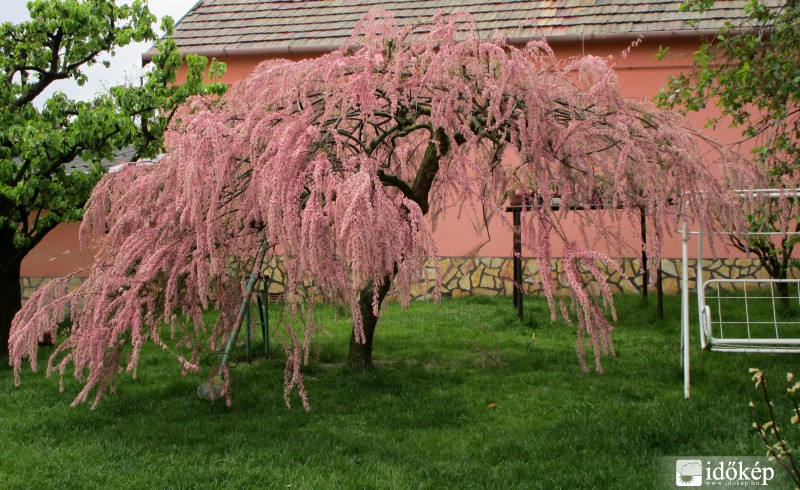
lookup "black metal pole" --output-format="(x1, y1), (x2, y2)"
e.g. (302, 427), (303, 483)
(641, 207), (648, 299)
(657, 265), (664, 319)
(513, 208), (523, 320)
(257, 274), (270, 357)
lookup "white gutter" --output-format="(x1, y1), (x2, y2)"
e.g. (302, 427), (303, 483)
(142, 44), (339, 63)
(141, 28), (721, 63)
(510, 28), (721, 45)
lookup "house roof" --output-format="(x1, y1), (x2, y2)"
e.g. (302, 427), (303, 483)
(145, 0), (768, 60)
(11, 146), (137, 176)
(62, 146), (139, 175)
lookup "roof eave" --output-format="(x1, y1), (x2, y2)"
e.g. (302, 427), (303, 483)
(514, 28), (721, 45)
(142, 28), (720, 63)
(142, 43), (338, 63)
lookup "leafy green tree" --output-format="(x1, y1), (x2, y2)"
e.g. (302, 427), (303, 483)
(0, 0), (226, 358)
(658, 0), (800, 298)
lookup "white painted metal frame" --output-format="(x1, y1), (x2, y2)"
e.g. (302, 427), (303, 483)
(680, 189), (800, 399)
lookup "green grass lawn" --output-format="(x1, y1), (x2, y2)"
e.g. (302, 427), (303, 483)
(1, 294), (798, 489)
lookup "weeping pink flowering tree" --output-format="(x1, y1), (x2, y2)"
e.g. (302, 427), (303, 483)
(10, 12), (752, 408)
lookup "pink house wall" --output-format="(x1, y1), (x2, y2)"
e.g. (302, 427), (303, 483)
(21, 36), (747, 278)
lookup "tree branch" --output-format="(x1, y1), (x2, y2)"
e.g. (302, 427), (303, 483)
(376, 169), (415, 201)
(411, 128), (449, 214)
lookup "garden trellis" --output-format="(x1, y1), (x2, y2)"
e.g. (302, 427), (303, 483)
(506, 195), (667, 320)
(680, 189), (800, 399)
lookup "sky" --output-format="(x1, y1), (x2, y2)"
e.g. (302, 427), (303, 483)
(1, 0), (200, 104)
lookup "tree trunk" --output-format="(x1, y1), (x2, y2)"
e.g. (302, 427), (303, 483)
(763, 251), (791, 311)
(348, 276), (393, 371)
(777, 270), (791, 311)
(346, 129), (449, 370)
(0, 257), (22, 360)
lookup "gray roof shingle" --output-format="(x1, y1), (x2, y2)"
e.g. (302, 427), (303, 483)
(11, 146), (138, 175)
(145, 0), (771, 60)
(62, 146), (139, 175)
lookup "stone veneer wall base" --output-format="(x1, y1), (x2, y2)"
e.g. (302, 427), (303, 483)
(21, 257), (780, 304)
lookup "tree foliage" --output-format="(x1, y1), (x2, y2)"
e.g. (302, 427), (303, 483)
(10, 12), (752, 408)
(0, 0), (226, 358)
(658, 0), (800, 286)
